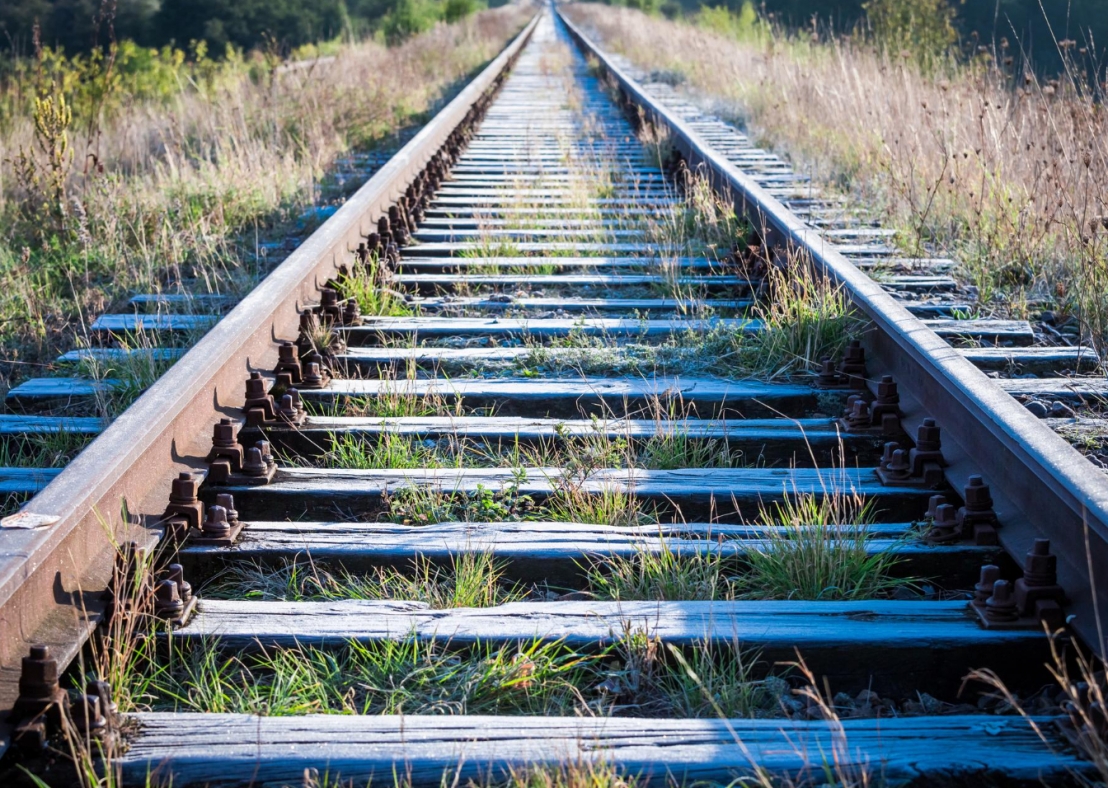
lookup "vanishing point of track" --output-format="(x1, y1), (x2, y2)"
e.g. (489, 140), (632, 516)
(2, 7), (1108, 785)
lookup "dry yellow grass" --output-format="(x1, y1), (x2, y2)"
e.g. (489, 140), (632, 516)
(564, 3), (1108, 356)
(0, 5), (533, 389)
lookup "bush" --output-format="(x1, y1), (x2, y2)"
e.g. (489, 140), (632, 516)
(695, 2), (767, 43)
(380, 0), (442, 43)
(863, 0), (957, 64)
(443, 0), (481, 24)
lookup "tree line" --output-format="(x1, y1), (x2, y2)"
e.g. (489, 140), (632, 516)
(0, 0), (495, 57)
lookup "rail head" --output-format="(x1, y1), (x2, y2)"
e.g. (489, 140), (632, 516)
(0, 12), (540, 749)
(558, 8), (1108, 654)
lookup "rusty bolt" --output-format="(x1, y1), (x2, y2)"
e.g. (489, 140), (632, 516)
(880, 441), (899, 472)
(245, 372), (268, 400)
(257, 441), (276, 472)
(169, 473), (199, 505)
(915, 418), (942, 453)
(884, 449), (910, 480)
(86, 679), (117, 719)
(275, 341), (302, 382)
(210, 418), (243, 471)
(366, 232), (381, 254)
(875, 375), (899, 406)
(378, 216), (391, 238)
(845, 399), (870, 428)
(963, 475), (994, 512)
(288, 388), (303, 414)
(278, 394), (298, 421)
(215, 493), (238, 524)
(973, 565), (1000, 605)
(70, 694), (107, 737)
(986, 579), (1020, 622)
(303, 362), (324, 388)
(154, 580), (184, 618)
(343, 298), (360, 325)
(839, 340), (867, 376)
(321, 289), (339, 308)
(1022, 539), (1057, 587)
(16, 645), (61, 716)
(241, 447), (267, 477)
(166, 564), (192, 603)
(927, 503), (961, 543)
(300, 309), (321, 335)
(926, 494), (947, 519)
(212, 418), (238, 449)
(202, 505), (231, 539)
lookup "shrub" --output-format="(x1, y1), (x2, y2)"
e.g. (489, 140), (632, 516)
(862, 0), (958, 65)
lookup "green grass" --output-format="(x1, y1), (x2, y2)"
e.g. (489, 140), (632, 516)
(321, 432), (448, 470)
(206, 553), (526, 609)
(335, 253), (416, 318)
(382, 480), (539, 525)
(136, 632), (786, 721)
(74, 329), (185, 417)
(596, 629), (781, 718)
(0, 430), (95, 468)
(734, 492), (915, 601)
(149, 638), (599, 717)
(585, 540), (727, 601)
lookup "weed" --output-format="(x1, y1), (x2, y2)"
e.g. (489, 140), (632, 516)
(594, 629), (779, 718)
(733, 491), (913, 600)
(207, 552), (525, 609)
(321, 432), (447, 470)
(585, 539), (727, 601)
(149, 638), (596, 717)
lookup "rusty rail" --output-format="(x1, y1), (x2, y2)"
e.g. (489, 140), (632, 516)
(0, 13), (539, 753)
(560, 9), (1108, 654)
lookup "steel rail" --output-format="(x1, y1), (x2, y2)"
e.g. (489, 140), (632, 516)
(0, 13), (539, 752)
(559, 8), (1108, 654)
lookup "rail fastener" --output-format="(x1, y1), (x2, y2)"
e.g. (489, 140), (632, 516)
(970, 539), (1067, 630)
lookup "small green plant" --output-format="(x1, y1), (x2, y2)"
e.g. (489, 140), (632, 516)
(208, 553), (525, 609)
(382, 481), (537, 525)
(321, 432), (447, 470)
(545, 481), (653, 528)
(594, 629), (778, 718)
(336, 252), (415, 317)
(149, 637), (596, 717)
(733, 491), (915, 600)
(586, 539), (726, 601)
(12, 86), (73, 237)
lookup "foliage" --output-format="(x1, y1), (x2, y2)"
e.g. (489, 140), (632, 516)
(695, 2), (767, 43)
(862, 0), (957, 64)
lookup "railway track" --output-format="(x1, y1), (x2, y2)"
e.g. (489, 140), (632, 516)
(3, 6), (1108, 785)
